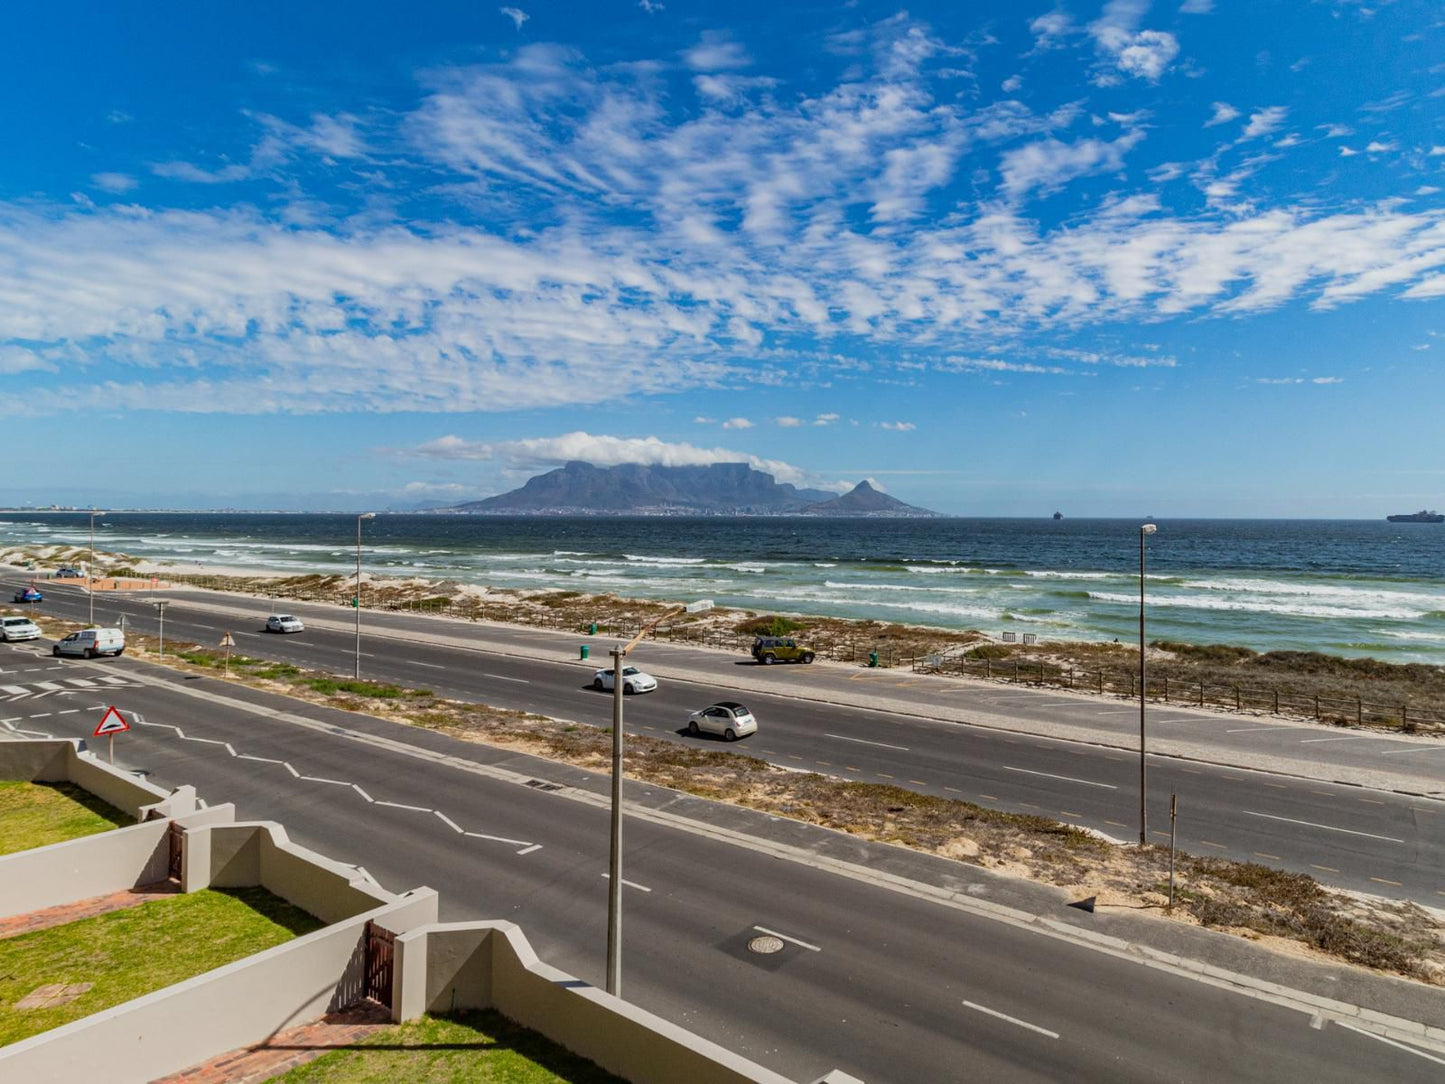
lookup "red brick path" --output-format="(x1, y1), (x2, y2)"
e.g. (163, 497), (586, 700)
(0, 881), (179, 939)
(151, 1002), (394, 1083)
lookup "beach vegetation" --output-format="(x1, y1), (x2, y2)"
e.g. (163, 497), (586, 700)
(735, 614), (807, 636)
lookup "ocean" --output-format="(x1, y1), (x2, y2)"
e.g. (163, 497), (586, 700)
(3, 513), (1443, 663)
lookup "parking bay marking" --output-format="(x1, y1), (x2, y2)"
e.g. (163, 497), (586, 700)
(752, 925), (820, 952)
(1243, 811), (1404, 843)
(962, 1001), (1059, 1039)
(824, 733), (909, 751)
(1004, 766), (1117, 790)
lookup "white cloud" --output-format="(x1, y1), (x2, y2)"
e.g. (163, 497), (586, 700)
(1179, 0), (1213, 12)
(409, 431), (820, 485)
(1001, 75), (1022, 93)
(999, 130), (1144, 199)
(721, 416), (754, 429)
(1029, 11), (1075, 52)
(775, 416), (804, 427)
(1242, 107), (1288, 140)
(1339, 145), (1359, 157)
(1089, 2), (1179, 82)
(91, 172), (137, 193)
(1365, 140), (1396, 153)
(879, 420), (916, 430)
(1320, 124), (1353, 138)
(813, 412), (840, 425)
(1204, 102), (1240, 127)
(1431, 146), (1445, 156)
(499, 7), (528, 30)
(692, 415), (715, 423)
(106, 110), (132, 124)
(1312, 376), (1343, 384)
(685, 32), (750, 72)
(638, 0), (664, 12)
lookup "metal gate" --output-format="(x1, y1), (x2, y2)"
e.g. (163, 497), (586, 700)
(364, 921), (395, 1006)
(167, 823), (183, 881)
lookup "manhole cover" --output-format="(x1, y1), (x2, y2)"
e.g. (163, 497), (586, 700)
(748, 935), (785, 955)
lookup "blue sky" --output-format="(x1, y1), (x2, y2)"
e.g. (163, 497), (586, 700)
(1, 0), (1441, 515)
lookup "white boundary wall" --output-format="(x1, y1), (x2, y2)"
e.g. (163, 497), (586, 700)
(394, 921), (864, 1084)
(0, 738), (196, 820)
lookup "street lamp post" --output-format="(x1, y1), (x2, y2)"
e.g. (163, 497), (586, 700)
(354, 513), (375, 679)
(606, 598), (713, 998)
(87, 509), (107, 626)
(153, 600), (169, 659)
(1139, 523), (1157, 844)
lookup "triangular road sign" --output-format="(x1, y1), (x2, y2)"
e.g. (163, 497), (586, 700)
(93, 706), (130, 737)
(1068, 895), (1097, 914)
(219, 633), (235, 648)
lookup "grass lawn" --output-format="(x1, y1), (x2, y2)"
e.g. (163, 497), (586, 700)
(0, 781), (130, 856)
(271, 1011), (627, 1084)
(0, 887), (322, 1046)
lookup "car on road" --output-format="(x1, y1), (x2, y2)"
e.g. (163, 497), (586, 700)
(591, 665), (657, 694)
(751, 636), (815, 665)
(55, 567), (84, 578)
(0, 615), (41, 642)
(687, 701), (757, 741)
(265, 614), (305, 633)
(53, 627), (125, 659)
(13, 586), (42, 604)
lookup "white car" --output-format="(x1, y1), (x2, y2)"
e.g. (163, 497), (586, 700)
(0, 615), (41, 642)
(591, 665), (657, 694)
(687, 702), (758, 741)
(53, 627), (125, 658)
(266, 614), (305, 633)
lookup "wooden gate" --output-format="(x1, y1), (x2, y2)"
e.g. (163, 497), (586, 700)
(364, 921), (395, 1006)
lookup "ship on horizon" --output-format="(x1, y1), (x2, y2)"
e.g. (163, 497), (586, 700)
(1386, 509), (1444, 523)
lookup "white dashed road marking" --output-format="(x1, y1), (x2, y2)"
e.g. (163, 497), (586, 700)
(752, 925), (820, 952)
(600, 873), (652, 893)
(824, 733), (909, 751)
(1005, 766), (1117, 790)
(1243, 811), (1404, 843)
(963, 1001), (1059, 1039)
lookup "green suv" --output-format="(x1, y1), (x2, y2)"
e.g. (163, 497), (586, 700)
(751, 636), (815, 665)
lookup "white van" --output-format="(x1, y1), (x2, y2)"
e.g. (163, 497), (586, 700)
(53, 628), (125, 659)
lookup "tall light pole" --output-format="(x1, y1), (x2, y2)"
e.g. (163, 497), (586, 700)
(153, 599), (169, 659)
(87, 509), (107, 626)
(1139, 523), (1157, 844)
(607, 598), (713, 997)
(354, 512), (375, 679)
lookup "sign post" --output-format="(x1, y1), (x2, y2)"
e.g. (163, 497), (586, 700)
(153, 599), (169, 658)
(93, 706), (130, 765)
(219, 632), (235, 674)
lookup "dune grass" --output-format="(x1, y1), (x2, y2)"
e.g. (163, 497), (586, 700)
(271, 1010), (625, 1084)
(0, 781), (130, 857)
(0, 887), (322, 1046)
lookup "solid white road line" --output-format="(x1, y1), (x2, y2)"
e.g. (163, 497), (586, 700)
(463, 829), (533, 847)
(1335, 1021), (1445, 1066)
(1380, 745), (1445, 755)
(410, 660), (446, 669)
(1298, 735), (1394, 744)
(824, 733), (909, 751)
(752, 924), (821, 952)
(962, 1000), (1059, 1039)
(1243, 810), (1404, 843)
(1226, 726), (1299, 734)
(434, 810), (463, 833)
(516, 844), (543, 856)
(600, 873), (652, 892)
(1005, 766), (1117, 790)
(484, 673), (531, 683)
(375, 800), (432, 812)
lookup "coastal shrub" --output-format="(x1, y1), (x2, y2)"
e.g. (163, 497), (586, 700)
(735, 614), (807, 637)
(304, 677), (407, 698)
(966, 644), (1015, 660)
(1151, 641), (1256, 664)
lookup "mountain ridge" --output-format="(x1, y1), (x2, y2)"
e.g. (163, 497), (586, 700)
(446, 461), (939, 516)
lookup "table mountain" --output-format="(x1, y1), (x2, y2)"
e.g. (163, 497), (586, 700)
(447, 461), (938, 516)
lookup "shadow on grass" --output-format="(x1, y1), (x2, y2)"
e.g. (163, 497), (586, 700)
(211, 886), (326, 938)
(35, 781), (131, 829)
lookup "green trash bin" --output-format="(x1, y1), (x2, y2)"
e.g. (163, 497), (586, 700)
(868, 650), (879, 668)
(580, 644), (590, 660)
(589, 622), (598, 635)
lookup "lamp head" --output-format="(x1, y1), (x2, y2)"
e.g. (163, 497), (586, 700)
(358, 511), (376, 520)
(1140, 523), (1157, 535)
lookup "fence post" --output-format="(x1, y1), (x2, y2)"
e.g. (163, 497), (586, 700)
(1038, 661), (1044, 685)
(1273, 689), (1279, 714)
(1357, 698), (1363, 726)
(1130, 673), (1136, 698)
(1234, 686), (1241, 710)
(1199, 682), (1204, 707)
(986, 658), (991, 679)
(1098, 670), (1104, 695)
(1163, 676), (1169, 703)
(1402, 704), (1408, 731)
(1013, 660), (1019, 683)
(1314, 695), (1319, 721)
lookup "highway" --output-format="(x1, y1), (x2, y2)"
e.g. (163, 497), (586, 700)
(8, 576), (1441, 905)
(1, 640), (1441, 1082)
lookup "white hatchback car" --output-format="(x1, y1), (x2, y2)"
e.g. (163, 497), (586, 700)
(0, 615), (41, 642)
(266, 614), (305, 633)
(687, 702), (758, 741)
(591, 665), (657, 694)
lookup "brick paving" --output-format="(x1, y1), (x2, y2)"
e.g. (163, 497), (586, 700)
(151, 1001), (394, 1084)
(0, 880), (179, 940)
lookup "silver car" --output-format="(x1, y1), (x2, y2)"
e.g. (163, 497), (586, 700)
(592, 665), (657, 694)
(0, 615), (41, 642)
(687, 702), (758, 741)
(266, 614), (305, 633)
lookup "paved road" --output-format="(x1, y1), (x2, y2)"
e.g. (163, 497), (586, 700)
(2, 642), (1441, 1083)
(6, 578), (1443, 905)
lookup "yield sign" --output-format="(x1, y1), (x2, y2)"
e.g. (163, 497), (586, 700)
(219, 633), (235, 648)
(94, 706), (130, 737)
